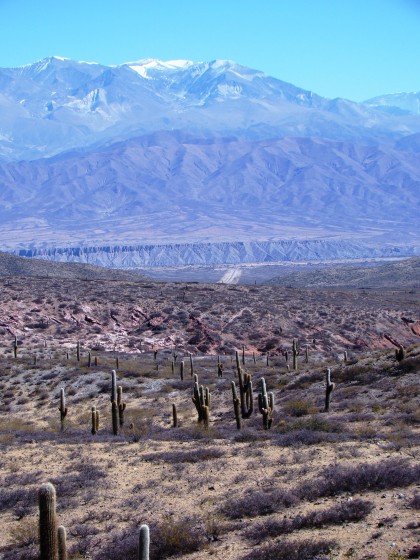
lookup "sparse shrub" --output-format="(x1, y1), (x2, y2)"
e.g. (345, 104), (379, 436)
(142, 447), (224, 464)
(8, 517), (38, 547)
(275, 428), (345, 447)
(0, 488), (36, 513)
(221, 488), (299, 519)
(277, 415), (343, 433)
(151, 516), (203, 558)
(245, 499), (373, 540)
(284, 399), (317, 417)
(97, 517), (203, 560)
(242, 538), (336, 560)
(298, 458), (419, 499)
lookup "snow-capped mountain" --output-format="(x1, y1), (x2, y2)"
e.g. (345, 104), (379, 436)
(0, 56), (419, 265)
(364, 92), (420, 116)
(1, 57), (420, 161)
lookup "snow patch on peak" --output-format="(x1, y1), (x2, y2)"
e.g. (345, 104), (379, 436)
(128, 58), (195, 79)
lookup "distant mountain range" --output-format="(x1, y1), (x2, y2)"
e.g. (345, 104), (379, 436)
(0, 57), (419, 265)
(1, 57), (420, 162)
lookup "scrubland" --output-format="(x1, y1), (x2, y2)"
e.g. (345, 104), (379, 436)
(0, 276), (419, 559)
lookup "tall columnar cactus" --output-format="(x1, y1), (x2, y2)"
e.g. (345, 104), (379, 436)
(237, 366), (253, 419)
(57, 525), (68, 560)
(111, 370), (117, 403)
(192, 375), (210, 427)
(325, 368), (335, 412)
(231, 381), (241, 429)
(242, 345), (245, 365)
(172, 403), (178, 428)
(112, 400), (119, 435)
(292, 339), (299, 370)
(305, 345), (309, 364)
(395, 346), (405, 362)
(117, 385), (126, 427)
(115, 356), (119, 369)
(258, 378), (274, 429)
(91, 406), (99, 435)
(59, 388), (67, 432)
(76, 341), (80, 362)
(217, 362), (224, 378)
(138, 524), (150, 560)
(235, 350), (241, 374)
(180, 360), (184, 381)
(38, 483), (58, 560)
(189, 353), (194, 377)
(343, 350), (348, 362)
(87, 351), (91, 368)
(13, 336), (18, 359)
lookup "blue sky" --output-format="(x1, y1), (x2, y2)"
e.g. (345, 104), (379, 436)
(1, 0), (419, 101)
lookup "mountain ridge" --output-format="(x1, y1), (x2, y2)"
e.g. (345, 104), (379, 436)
(1, 57), (420, 162)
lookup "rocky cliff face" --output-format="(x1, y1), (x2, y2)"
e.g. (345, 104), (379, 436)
(15, 239), (419, 268)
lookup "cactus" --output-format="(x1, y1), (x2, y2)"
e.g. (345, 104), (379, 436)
(217, 361), (224, 377)
(172, 403), (178, 427)
(237, 364), (253, 419)
(57, 525), (67, 560)
(343, 350), (348, 362)
(13, 336), (18, 359)
(39, 482), (58, 560)
(242, 345), (245, 365)
(192, 375), (210, 426)
(91, 406), (99, 435)
(189, 353), (194, 377)
(325, 368), (335, 412)
(180, 360), (184, 381)
(258, 378), (274, 429)
(284, 350), (289, 364)
(112, 401), (119, 435)
(87, 351), (91, 368)
(305, 345), (309, 363)
(111, 370), (117, 403)
(58, 388), (67, 432)
(76, 341), (80, 362)
(231, 381), (241, 429)
(292, 339), (299, 370)
(171, 359), (175, 375)
(115, 356), (119, 369)
(138, 524), (150, 560)
(395, 346), (405, 362)
(117, 385), (126, 427)
(235, 350), (241, 373)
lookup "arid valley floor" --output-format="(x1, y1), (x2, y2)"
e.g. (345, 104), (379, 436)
(0, 256), (419, 559)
